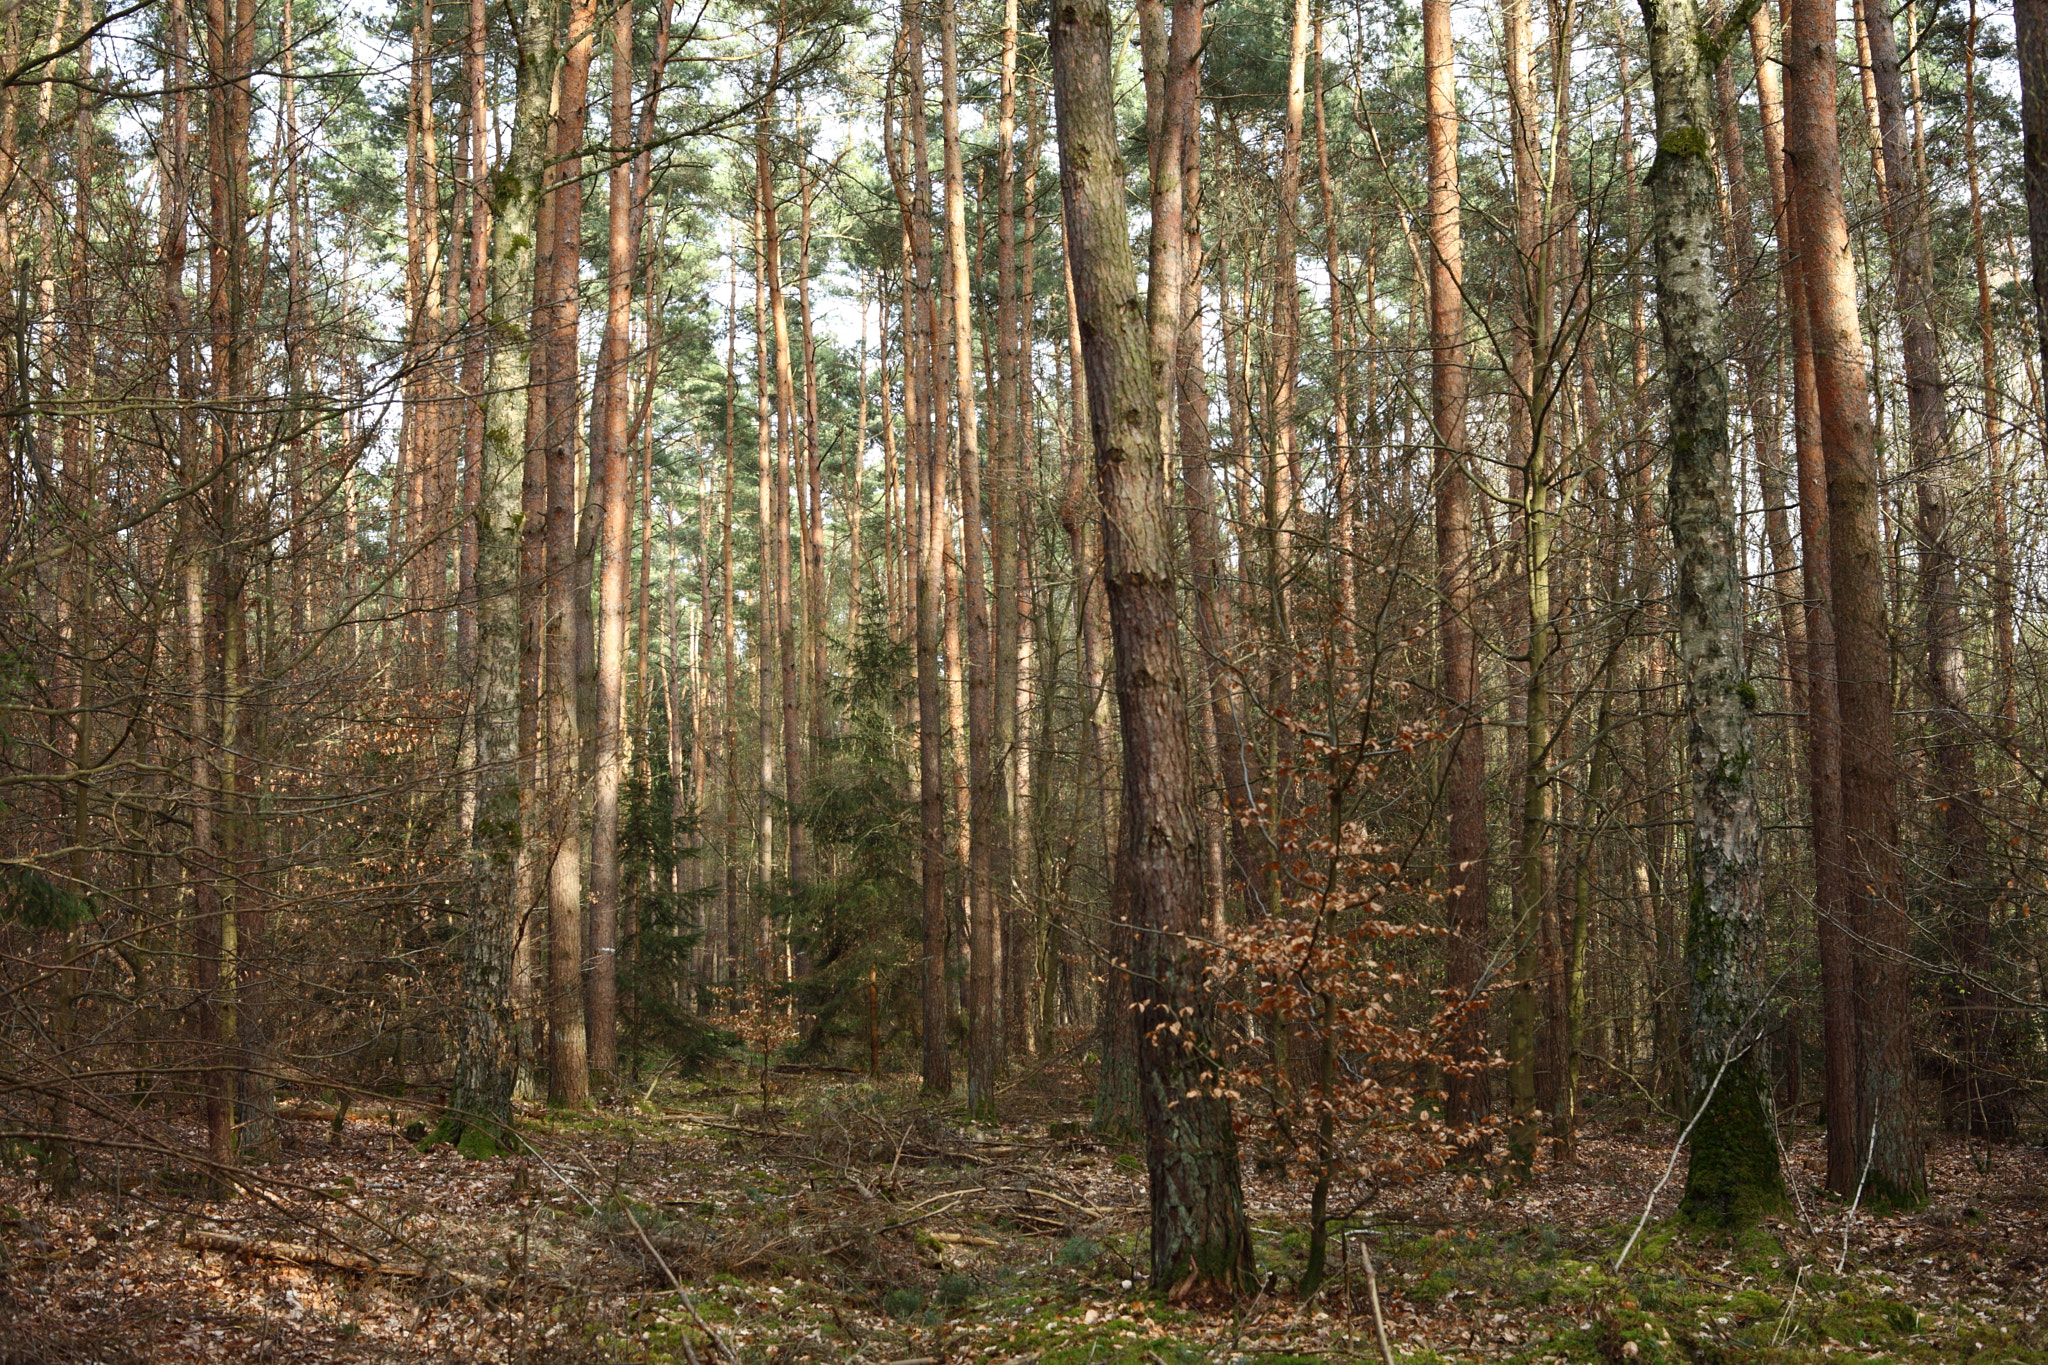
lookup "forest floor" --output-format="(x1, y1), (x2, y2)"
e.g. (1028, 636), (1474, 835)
(3, 1047), (2044, 1365)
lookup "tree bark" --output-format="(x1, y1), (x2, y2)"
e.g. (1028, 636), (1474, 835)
(1960, 0), (2018, 1137)
(544, 0), (598, 1110)
(1427, 0), (1488, 1130)
(1050, 0), (1253, 1298)
(1784, 0), (1919, 1203)
(1753, 0), (1855, 1192)
(2021, 0), (2048, 399)
(753, 120), (779, 967)
(890, 23), (952, 1094)
(1640, 0), (1789, 1225)
(1860, 0), (2003, 1144)
(451, 0), (556, 1140)
(939, 0), (1000, 1119)
(587, 0), (637, 1090)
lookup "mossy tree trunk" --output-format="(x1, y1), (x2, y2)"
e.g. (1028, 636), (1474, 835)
(1050, 0), (1253, 1298)
(1639, 0), (1789, 1227)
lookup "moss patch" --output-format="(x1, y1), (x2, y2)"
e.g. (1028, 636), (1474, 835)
(1679, 1066), (1789, 1227)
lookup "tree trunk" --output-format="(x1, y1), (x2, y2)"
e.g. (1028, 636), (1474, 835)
(891, 22), (952, 1094)
(939, 0), (1000, 1119)
(2021, 0), (2048, 397)
(544, 0), (597, 1111)
(1640, 0), (1789, 1225)
(753, 129), (779, 967)
(1960, 0), (2018, 1138)
(1313, 23), (1356, 638)
(1860, 0), (2003, 1145)
(1050, 0), (1253, 1298)
(450, 0), (555, 1141)
(1784, 0), (1919, 1204)
(587, 0), (637, 1090)
(1752, 0), (1855, 1191)
(1428, 0), (1488, 1129)
(763, 72), (803, 897)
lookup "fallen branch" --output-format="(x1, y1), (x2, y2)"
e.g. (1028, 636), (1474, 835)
(691, 1119), (795, 1140)
(880, 1196), (970, 1233)
(1018, 1186), (1112, 1220)
(183, 1230), (406, 1276)
(180, 1228), (493, 1289)
(926, 1230), (1000, 1247)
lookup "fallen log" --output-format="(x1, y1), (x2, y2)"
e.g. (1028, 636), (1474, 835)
(183, 1230), (413, 1276)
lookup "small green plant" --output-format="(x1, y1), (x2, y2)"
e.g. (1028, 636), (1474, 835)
(882, 1288), (926, 1320)
(1056, 1236), (1101, 1268)
(1410, 1270), (1455, 1304)
(936, 1274), (976, 1308)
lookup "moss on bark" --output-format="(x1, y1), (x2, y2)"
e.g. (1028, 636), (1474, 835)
(1679, 1066), (1788, 1227)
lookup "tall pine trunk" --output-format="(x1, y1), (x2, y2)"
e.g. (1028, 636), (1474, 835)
(587, 0), (638, 1089)
(543, 0), (598, 1111)
(1427, 0), (1488, 1130)
(1784, 0), (1919, 1204)
(1051, 0), (1253, 1298)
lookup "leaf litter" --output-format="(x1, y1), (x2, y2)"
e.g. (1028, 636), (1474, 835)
(2, 1058), (2044, 1363)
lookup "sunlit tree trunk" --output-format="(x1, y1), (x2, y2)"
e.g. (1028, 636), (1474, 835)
(889, 24), (952, 1094)
(938, 0), (1000, 1118)
(994, 0), (1026, 1062)
(1313, 20), (1355, 637)
(753, 120), (779, 965)
(1785, 0), (1919, 1204)
(542, 0), (597, 1110)
(1858, 0), (1999, 1146)
(455, 0), (491, 838)
(1713, 32), (1803, 722)
(1428, 0), (1488, 1130)
(587, 0), (638, 1090)
(1959, 0), (2018, 1138)
(450, 0), (555, 1140)
(762, 59), (803, 899)
(1752, 0), (1854, 1191)
(1502, 0), (1553, 1179)
(797, 158), (828, 760)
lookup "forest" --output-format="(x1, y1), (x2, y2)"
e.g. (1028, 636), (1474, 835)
(1, 0), (2046, 1356)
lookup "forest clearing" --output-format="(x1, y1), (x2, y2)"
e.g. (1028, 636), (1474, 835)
(4, 1055), (2047, 1364)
